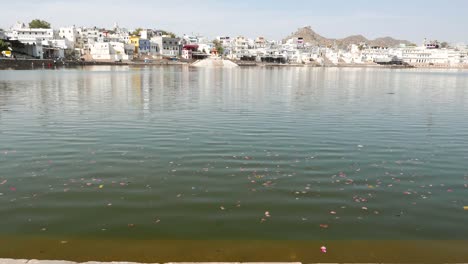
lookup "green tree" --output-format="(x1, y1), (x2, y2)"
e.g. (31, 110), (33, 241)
(132, 28), (143, 36)
(212, 39), (224, 55)
(29, 19), (51, 29)
(440, 42), (449, 48)
(160, 30), (176, 38)
(0, 40), (9, 52)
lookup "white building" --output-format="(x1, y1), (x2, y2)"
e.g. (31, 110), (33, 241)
(78, 27), (109, 45)
(6, 22), (55, 43)
(361, 46), (392, 63)
(88, 42), (133, 61)
(255, 37), (267, 48)
(5, 22), (67, 59)
(216, 36), (232, 47)
(229, 36), (249, 59)
(183, 35), (199, 45)
(59, 26), (79, 45)
(400, 46), (449, 66)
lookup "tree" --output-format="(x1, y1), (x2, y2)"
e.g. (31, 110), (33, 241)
(29, 19), (51, 29)
(212, 39), (224, 55)
(0, 40), (9, 52)
(160, 30), (176, 38)
(132, 28), (143, 36)
(440, 42), (449, 48)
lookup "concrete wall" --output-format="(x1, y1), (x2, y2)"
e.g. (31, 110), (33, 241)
(0, 260), (301, 264)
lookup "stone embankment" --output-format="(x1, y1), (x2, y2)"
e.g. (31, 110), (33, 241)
(1, 260), (305, 264)
(0, 58), (189, 69)
(0, 58), (130, 69)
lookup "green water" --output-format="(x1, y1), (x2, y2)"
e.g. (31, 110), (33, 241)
(0, 66), (467, 244)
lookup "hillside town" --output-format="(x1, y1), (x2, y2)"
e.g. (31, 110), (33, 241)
(1, 20), (468, 67)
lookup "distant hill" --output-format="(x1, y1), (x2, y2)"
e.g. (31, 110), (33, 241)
(283, 26), (414, 48)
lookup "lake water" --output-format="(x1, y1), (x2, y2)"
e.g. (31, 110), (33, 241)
(0, 66), (467, 262)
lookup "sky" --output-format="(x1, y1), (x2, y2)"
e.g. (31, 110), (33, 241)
(1, 0), (467, 44)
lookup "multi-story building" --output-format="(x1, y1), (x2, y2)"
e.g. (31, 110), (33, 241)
(6, 22), (55, 43)
(230, 36), (249, 59)
(139, 39), (151, 55)
(400, 47), (449, 66)
(216, 36), (231, 47)
(129, 35), (140, 54)
(59, 26), (79, 44)
(5, 22), (66, 59)
(151, 36), (181, 57)
(255, 37), (267, 48)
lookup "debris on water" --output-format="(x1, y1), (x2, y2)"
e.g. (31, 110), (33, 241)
(220, 206), (225, 210)
(60, 241), (68, 244)
(155, 219), (161, 224)
(321, 246), (327, 253)
(320, 224), (329, 229)
(358, 145), (364, 148)
(265, 211), (271, 217)
(362, 207), (368, 210)
(99, 185), (104, 189)
(128, 224), (135, 228)
(330, 211), (337, 215)
(0, 180), (7, 185)
(41, 228), (47, 231)
(107, 203), (112, 206)
(9, 187), (16, 191)
(447, 189), (453, 192)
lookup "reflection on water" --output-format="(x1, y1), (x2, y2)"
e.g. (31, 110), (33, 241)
(0, 66), (467, 260)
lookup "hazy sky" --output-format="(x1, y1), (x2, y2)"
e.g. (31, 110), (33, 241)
(1, 0), (466, 43)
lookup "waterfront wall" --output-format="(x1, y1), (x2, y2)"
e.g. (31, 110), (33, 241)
(2, 58), (468, 70)
(0, 59), (129, 70)
(0, 260), (304, 264)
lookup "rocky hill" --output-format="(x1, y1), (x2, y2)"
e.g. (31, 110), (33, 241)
(283, 26), (413, 48)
